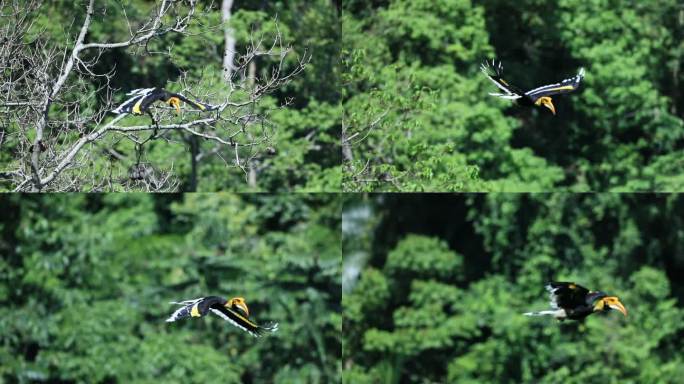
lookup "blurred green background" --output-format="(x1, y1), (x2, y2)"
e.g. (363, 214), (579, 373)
(343, 0), (684, 191)
(343, 194), (684, 383)
(0, 194), (341, 383)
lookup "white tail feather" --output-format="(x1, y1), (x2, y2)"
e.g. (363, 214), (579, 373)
(169, 298), (203, 306)
(523, 309), (566, 318)
(489, 93), (521, 100)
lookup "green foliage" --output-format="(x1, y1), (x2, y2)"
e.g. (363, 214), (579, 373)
(0, 194), (341, 383)
(343, 194), (684, 383)
(385, 235), (463, 280)
(343, 0), (684, 191)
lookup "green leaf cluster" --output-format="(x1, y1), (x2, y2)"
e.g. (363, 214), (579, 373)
(343, 0), (684, 191)
(343, 194), (684, 383)
(0, 194), (341, 383)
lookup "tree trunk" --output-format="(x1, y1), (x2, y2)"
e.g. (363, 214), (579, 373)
(222, 0), (236, 81)
(341, 118), (354, 163)
(188, 135), (199, 191)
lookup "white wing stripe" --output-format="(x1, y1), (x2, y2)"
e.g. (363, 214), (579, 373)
(126, 88), (156, 96)
(113, 88), (157, 114)
(209, 308), (256, 336)
(165, 298), (206, 322)
(485, 75), (515, 94)
(481, 64), (516, 95)
(166, 306), (188, 322)
(525, 69), (585, 96)
(481, 61), (520, 98)
(111, 95), (145, 114)
(544, 284), (561, 309)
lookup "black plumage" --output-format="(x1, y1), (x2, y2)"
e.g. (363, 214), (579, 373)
(524, 282), (627, 321)
(112, 87), (217, 115)
(165, 296), (278, 337)
(481, 60), (585, 115)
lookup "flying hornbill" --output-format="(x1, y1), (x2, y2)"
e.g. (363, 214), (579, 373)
(165, 296), (279, 337)
(481, 60), (585, 115)
(111, 88), (218, 116)
(524, 282), (627, 320)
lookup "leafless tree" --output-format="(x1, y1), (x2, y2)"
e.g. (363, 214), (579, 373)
(0, 0), (308, 191)
(342, 106), (392, 190)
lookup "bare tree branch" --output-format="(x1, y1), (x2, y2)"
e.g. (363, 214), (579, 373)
(2, 0), (308, 191)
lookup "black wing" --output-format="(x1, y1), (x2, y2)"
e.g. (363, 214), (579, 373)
(546, 282), (590, 310)
(138, 89), (167, 112)
(481, 60), (525, 100)
(165, 296), (226, 322)
(111, 88), (157, 114)
(209, 304), (278, 337)
(525, 68), (585, 99)
(165, 297), (205, 322)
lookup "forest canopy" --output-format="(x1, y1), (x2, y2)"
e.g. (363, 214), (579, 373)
(342, 0), (684, 192)
(343, 194), (684, 383)
(0, 193), (341, 383)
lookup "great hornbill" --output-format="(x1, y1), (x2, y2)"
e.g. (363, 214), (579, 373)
(165, 296), (279, 337)
(111, 88), (218, 115)
(481, 60), (585, 115)
(524, 282), (627, 320)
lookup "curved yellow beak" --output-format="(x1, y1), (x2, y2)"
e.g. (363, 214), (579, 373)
(541, 98), (556, 115)
(168, 97), (181, 114)
(228, 297), (250, 317)
(604, 296), (627, 316)
(236, 302), (249, 317)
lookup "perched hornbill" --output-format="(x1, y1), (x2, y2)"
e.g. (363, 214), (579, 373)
(112, 88), (217, 115)
(165, 296), (279, 337)
(481, 60), (585, 115)
(524, 282), (627, 320)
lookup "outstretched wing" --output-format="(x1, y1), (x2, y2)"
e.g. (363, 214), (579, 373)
(126, 88), (157, 96)
(112, 88), (157, 114)
(174, 93), (218, 112)
(545, 282), (589, 310)
(165, 297), (205, 322)
(480, 60), (524, 100)
(525, 68), (585, 99)
(112, 95), (145, 114)
(209, 304), (278, 337)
